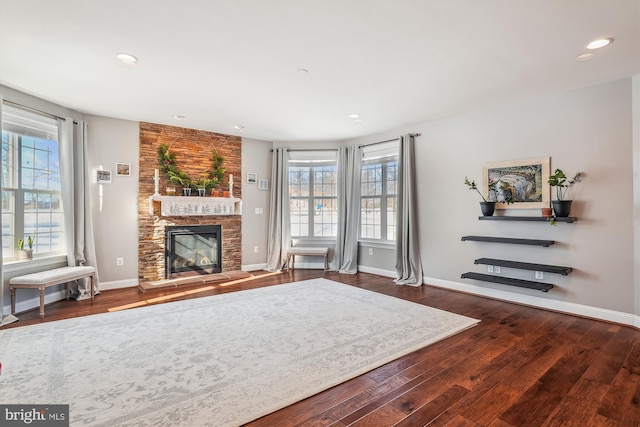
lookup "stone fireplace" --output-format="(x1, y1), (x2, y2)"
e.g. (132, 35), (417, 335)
(165, 225), (222, 278)
(138, 122), (242, 284)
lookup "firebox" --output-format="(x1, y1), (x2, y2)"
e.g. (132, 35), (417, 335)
(165, 225), (222, 278)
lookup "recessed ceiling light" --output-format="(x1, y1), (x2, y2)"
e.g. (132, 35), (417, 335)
(576, 52), (596, 62)
(297, 68), (310, 75)
(348, 114), (360, 119)
(172, 114), (186, 120)
(586, 38), (613, 50)
(234, 125), (245, 133)
(116, 52), (139, 66)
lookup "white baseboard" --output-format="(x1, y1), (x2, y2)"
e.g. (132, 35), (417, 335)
(425, 276), (638, 328)
(242, 263), (267, 272)
(357, 265), (396, 278)
(99, 278), (139, 291)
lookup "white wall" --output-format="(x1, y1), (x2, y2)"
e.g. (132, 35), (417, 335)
(633, 74), (640, 324)
(84, 115), (140, 289)
(350, 78), (636, 320)
(241, 138), (272, 270)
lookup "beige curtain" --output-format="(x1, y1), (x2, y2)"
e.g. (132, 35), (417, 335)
(59, 119), (100, 299)
(264, 148), (290, 272)
(0, 96), (18, 326)
(335, 146), (361, 273)
(394, 134), (423, 286)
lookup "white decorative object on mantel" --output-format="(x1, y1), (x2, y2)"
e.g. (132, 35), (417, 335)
(149, 195), (242, 216)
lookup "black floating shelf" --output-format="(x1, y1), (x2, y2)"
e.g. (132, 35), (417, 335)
(478, 216), (577, 223)
(461, 236), (555, 247)
(474, 258), (572, 275)
(461, 272), (554, 292)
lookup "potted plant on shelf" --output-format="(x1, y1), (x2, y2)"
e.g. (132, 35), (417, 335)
(17, 235), (33, 260)
(548, 169), (582, 217)
(464, 177), (514, 216)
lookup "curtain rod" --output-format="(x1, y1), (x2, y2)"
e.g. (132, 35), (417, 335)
(3, 99), (68, 122)
(358, 133), (421, 149)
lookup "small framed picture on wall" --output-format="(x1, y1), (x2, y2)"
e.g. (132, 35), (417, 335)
(247, 173), (257, 184)
(258, 179), (269, 190)
(116, 163), (131, 176)
(96, 169), (112, 183)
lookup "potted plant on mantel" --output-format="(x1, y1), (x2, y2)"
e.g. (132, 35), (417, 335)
(194, 178), (215, 197)
(548, 168), (582, 217)
(464, 177), (513, 216)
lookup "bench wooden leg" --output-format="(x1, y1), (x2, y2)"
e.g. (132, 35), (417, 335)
(10, 288), (16, 314)
(39, 287), (45, 318)
(90, 274), (95, 300)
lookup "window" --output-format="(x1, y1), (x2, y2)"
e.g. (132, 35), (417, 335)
(2, 104), (64, 259)
(289, 151), (337, 238)
(360, 141), (398, 241)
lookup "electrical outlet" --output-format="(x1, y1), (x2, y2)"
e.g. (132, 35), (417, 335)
(368, 248), (373, 256)
(535, 271), (544, 280)
(254, 246), (259, 253)
(487, 265), (494, 273)
(494, 266), (501, 274)
(116, 257), (124, 266)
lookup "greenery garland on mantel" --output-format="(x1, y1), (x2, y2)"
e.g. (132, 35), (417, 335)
(157, 143), (226, 189)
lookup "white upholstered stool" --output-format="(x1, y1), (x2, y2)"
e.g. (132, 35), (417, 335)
(10, 266), (96, 318)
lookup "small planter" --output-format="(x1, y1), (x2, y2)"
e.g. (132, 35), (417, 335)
(552, 200), (572, 217)
(197, 188), (207, 197)
(222, 190), (230, 198)
(18, 250), (33, 260)
(480, 202), (496, 217)
(182, 187), (192, 196)
(541, 207), (553, 218)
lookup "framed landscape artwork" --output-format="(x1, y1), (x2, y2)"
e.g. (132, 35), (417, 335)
(116, 163), (131, 176)
(483, 157), (550, 209)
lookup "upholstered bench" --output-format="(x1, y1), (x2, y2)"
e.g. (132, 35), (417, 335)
(10, 266), (96, 318)
(286, 247), (329, 272)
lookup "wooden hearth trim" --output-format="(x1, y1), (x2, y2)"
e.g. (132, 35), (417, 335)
(138, 271), (253, 292)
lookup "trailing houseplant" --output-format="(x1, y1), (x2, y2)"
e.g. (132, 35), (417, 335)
(157, 144), (226, 196)
(547, 169), (582, 217)
(464, 177), (513, 216)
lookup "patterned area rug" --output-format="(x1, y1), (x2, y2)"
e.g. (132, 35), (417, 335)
(0, 278), (479, 426)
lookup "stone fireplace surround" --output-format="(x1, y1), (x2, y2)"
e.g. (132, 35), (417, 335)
(138, 122), (242, 284)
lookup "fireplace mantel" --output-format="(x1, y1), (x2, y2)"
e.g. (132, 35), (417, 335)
(149, 195), (242, 216)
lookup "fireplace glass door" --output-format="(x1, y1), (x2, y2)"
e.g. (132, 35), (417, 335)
(165, 225), (222, 278)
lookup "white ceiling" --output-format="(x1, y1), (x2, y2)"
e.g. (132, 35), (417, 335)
(1, 0), (638, 142)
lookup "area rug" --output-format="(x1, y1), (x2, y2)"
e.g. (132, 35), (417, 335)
(0, 278), (478, 426)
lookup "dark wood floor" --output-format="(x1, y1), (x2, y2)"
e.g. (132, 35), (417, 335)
(5, 270), (640, 426)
